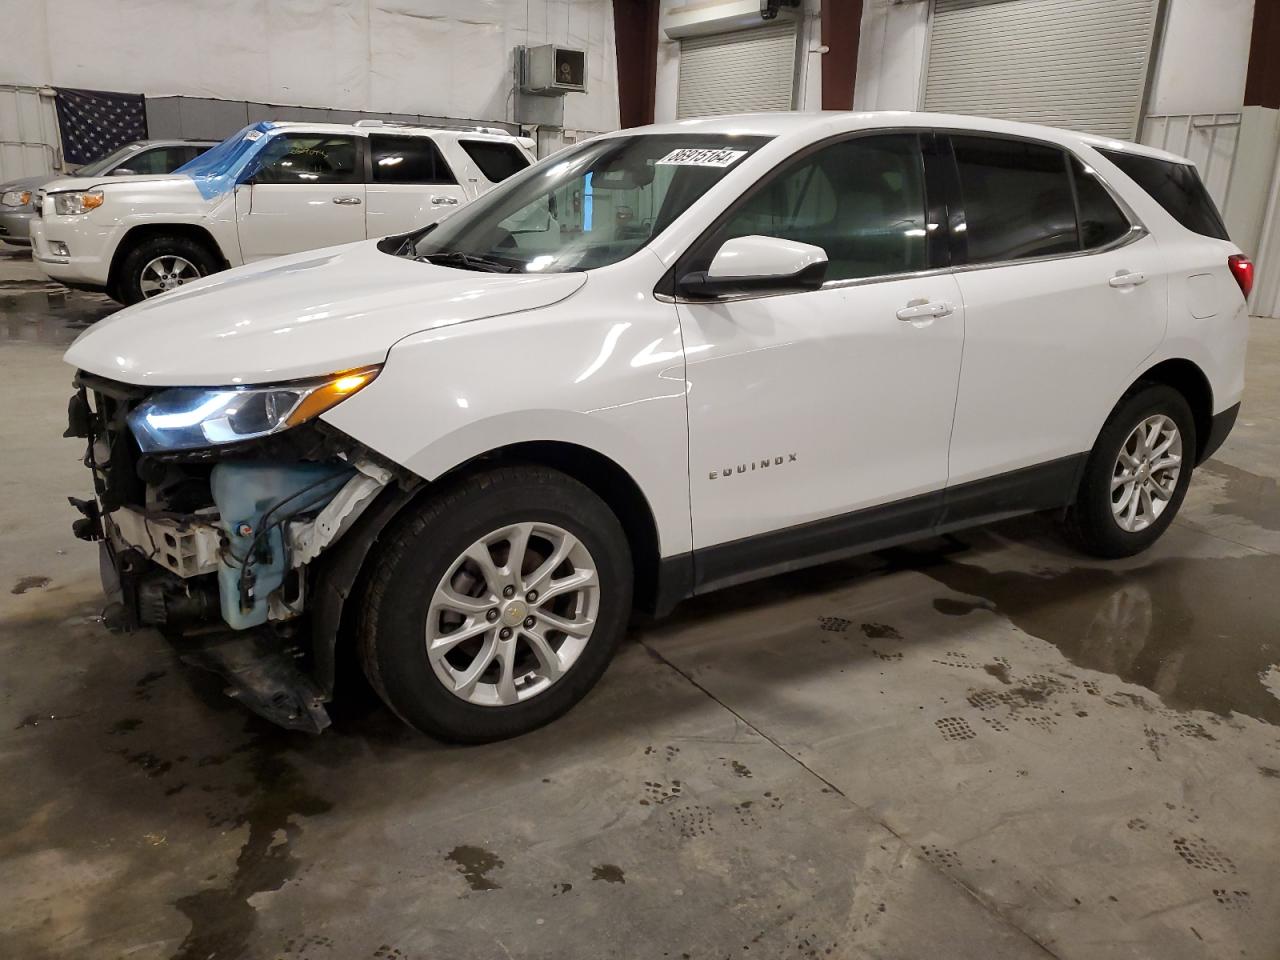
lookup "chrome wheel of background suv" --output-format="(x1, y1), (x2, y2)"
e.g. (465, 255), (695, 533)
(426, 522), (600, 706)
(139, 255), (201, 297)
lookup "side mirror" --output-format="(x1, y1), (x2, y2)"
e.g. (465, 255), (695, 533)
(110, 167), (136, 176)
(677, 235), (828, 299)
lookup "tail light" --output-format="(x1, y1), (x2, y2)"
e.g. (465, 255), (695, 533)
(1228, 254), (1254, 298)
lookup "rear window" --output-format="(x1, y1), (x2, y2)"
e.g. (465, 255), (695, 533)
(459, 140), (531, 183)
(951, 135), (1079, 262)
(370, 134), (456, 185)
(1098, 149), (1229, 241)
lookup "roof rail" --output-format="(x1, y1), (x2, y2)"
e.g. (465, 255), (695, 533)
(352, 118), (514, 137)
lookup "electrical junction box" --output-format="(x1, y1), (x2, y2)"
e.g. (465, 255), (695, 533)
(521, 45), (587, 95)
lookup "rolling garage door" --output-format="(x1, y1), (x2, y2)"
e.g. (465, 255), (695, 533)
(677, 22), (798, 120)
(923, 0), (1161, 140)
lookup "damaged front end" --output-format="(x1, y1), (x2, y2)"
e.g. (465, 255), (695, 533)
(66, 370), (412, 733)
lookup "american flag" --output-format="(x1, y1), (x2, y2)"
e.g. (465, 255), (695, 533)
(54, 88), (149, 166)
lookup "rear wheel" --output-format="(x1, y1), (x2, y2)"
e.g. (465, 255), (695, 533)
(1064, 383), (1196, 558)
(115, 234), (220, 305)
(359, 465), (633, 742)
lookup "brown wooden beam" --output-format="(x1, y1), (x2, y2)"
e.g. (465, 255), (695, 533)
(1245, 0), (1280, 109)
(614, 0), (660, 128)
(821, 0), (864, 111)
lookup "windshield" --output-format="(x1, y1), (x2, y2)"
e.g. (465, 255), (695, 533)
(403, 134), (770, 273)
(77, 142), (144, 177)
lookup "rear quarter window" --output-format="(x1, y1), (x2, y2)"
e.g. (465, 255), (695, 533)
(459, 140), (531, 183)
(1097, 149), (1229, 241)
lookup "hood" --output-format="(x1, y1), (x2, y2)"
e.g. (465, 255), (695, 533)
(41, 173), (188, 194)
(64, 241), (586, 387)
(0, 173), (51, 193)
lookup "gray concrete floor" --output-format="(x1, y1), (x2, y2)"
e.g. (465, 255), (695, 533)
(1, 247), (1277, 959)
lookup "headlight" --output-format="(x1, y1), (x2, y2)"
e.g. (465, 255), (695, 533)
(1, 190), (31, 207)
(52, 190), (104, 216)
(126, 367), (380, 453)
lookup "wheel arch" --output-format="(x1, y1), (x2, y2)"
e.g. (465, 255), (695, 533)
(107, 222), (230, 294)
(1130, 357), (1214, 463)
(311, 439), (684, 700)
(450, 440), (667, 615)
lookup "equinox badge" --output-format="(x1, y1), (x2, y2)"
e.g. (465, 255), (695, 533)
(709, 453), (797, 480)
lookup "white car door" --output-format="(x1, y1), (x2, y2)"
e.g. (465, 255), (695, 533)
(676, 133), (966, 589)
(364, 133), (469, 238)
(942, 135), (1168, 489)
(235, 132), (365, 262)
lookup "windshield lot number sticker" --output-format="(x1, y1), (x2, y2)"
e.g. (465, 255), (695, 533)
(656, 148), (748, 167)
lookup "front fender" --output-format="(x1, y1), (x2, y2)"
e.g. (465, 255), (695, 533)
(321, 269), (692, 558)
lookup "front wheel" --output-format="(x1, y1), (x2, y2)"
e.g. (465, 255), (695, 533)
(358, 466), (633, 742)
(115, 234), (220, 305)
(1064, 383), (1196, 558)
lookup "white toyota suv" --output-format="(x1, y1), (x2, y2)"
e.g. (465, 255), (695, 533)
(62, 112), (1250, 741)
(32, 120), (535, 304)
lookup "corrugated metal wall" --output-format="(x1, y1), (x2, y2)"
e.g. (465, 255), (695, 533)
(144, 97), (519, 142)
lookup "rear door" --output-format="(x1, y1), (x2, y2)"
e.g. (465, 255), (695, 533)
(943, 133), (1168, 489)
(235, 132), (365, 261)
(365, 134), (468, 237)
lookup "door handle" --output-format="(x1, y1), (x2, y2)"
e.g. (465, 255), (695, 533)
(332, 196), (362, 205)
(431, 196), (460, 206)
(1108, 271), (1146, 288)
(896, 300), (954, 321)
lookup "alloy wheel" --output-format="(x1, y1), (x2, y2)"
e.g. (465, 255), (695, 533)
(425, 522), (600, 706)
(1111, 414), (1183, 533)
(139, 255), (200, 298)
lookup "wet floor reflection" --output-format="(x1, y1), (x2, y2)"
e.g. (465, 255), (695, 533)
(917, 537), (1280, 726)
(1199, 460), (1280, 532)
(0, 289), (117, 346)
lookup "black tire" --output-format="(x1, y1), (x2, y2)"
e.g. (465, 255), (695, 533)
(1063, 383), (1197, 558)
(358, 465), (633, 743)
(115, 234), (221, 305)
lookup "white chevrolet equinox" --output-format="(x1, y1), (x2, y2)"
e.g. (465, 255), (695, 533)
(63, 112), (1251, 741)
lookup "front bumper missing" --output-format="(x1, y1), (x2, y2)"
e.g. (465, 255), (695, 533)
(180, 632), (332, 734)
(68, 375), (397, 733)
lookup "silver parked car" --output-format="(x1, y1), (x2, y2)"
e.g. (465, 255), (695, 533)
(0, 139), (217, 248)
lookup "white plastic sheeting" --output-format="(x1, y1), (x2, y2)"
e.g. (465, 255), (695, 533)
(0, 85), (61, 181)
(1248, 114), (1280, 320)
(3, 0), (618, 134)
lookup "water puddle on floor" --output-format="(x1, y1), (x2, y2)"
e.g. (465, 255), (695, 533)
(0, 289), (117, 346)
(919, 544), (1280, 726)
(1199, 460), (1280, 532)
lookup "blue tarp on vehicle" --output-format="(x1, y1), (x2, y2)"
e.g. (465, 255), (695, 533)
(174, 122), (276, 200)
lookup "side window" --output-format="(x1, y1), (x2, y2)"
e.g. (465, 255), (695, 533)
(118, 146), (192, 175)
(1097, 148), (1229, 240)
(952, 136), (1078, 263)
(703, 134), (929, 283)
(459, 140), (531, 183)
(251, 134), (360, 185)
(1070, 156), (1131, 249)
(369, 135), (457, 185)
